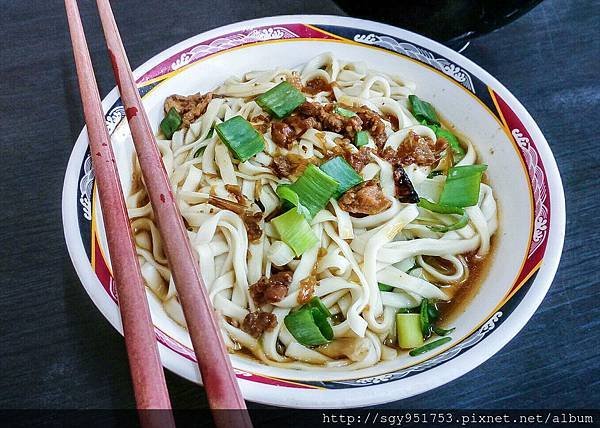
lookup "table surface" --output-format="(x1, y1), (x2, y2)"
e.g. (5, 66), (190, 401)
(1, 0), (598, 415)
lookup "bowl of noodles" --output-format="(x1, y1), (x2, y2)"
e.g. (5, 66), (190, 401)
(62, 16), (565, 407)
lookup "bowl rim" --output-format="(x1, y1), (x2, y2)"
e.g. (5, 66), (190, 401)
(62, 14), (566, 408)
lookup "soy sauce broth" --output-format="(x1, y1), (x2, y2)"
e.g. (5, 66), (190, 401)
(433, 236), (496, 326)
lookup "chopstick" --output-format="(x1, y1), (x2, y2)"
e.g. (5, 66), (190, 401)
(93, 0), (253, 426)
(64, 1), (175, 427)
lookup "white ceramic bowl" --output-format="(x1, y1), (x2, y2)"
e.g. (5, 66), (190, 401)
(62, 15), (565, 408)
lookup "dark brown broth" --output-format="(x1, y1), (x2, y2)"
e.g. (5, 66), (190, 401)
(435, 235), (496, 325)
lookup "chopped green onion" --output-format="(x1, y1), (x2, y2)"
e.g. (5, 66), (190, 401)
(193, 146), (206, 158)
(255, 81), (306, 119)
(334, 106), (356, 118)
(418, 198), (465, 215)
(427, 170), (444, 179)
(408, 95), (440, 126)
(432, 326), (455, 336)
(306, 296), (332, 318)
(407, 264), (419, 273)
(427, 302), (440, 320)
(396, 313), (424, 349)
(194, 128), (214, 157)
(378, 283), (394, 292)
(409, 337), (452, 356)
(284, 297), (333, 347)
(275, 185), (311, 220)
(310, 307), (334, 342)
(419, 298), (431, 338)
(271, 208), (319, 256)
(215, 116), (265, 162)
(160, 107), (182, 139)
(353, 130), (369, 147)
(286, 164), (339, 218)
(428, 125), (465, 163)
(396, 307), (413, 314)
(319, 156), (363, 199)
(439, 164), (487, 207)
(427, 212), (469, 233)
(284, 306), (332, 346)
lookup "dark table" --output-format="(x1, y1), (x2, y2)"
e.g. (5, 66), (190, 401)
(1, 0), (598, 420)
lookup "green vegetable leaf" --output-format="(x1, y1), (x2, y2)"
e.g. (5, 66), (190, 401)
(427, 125), (465, 163)
(284, 297), (333, 346)
(418, 198), (465, 215)
(319, 156), (363, 199)
(419, 298), (431, 338)
(438, 164), (487, 207)
(409, 337), (452, 356)
(409, 95), (440, 126)
(215, 116), (265, 162)
(432, 326), (455, 336)
(427, 212), (469, 233)
(427, 302), (440, 321)
(193, 146), (206, 158)
(271, 208), (319, 256)
(285, 164), (339, 218)
(353, 130), (369, 147)
(256, 81), (306, 119)
(378, 283), (394, 292)
(276, 185), (311, 220)
(334, 106), (356, 118)
(160, 107), (182, 139)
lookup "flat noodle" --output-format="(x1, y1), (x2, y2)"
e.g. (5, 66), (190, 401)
(127, 53), (498, 370)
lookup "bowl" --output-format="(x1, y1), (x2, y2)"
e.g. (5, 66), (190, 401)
(62, 15), (565, 408)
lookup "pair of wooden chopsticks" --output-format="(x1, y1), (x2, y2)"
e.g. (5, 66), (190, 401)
(64, 1), (252, 427)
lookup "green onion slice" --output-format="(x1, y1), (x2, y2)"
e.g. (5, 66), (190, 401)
(255, 81), (306, 119)
(215, 116), (265, 162)
(319, 156), (363, 199)
(427, 212), (469, 233)
(428, 125), (465, 163)
(438, 164), (487, 207)
(276, 185), (311, 220)
(408, 95), (440, 126)
(285, 164), (339, 218)
(284, 297), (333, 347)
(271, 208), (319, 256)
(432, 326), (455, 336)
(418, 198), (465, 215)
(407, 264), (419, 273)
(353, 130), (369, 147)
(310, 308), (334, 342)
(409, 337), (452, 356)
(397, 313), (424, 349)
(160, 107), (182, 139)
(306, 296), (332, 318)
(427, 170), (444, 179)
(378, 283), (394, 292)
(193, 146), (206, 158)
(419, 298), (431, 338)
(284, 307), (331, 346)
(334, 106), (356, 118)
(427, 302), (440, 320)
